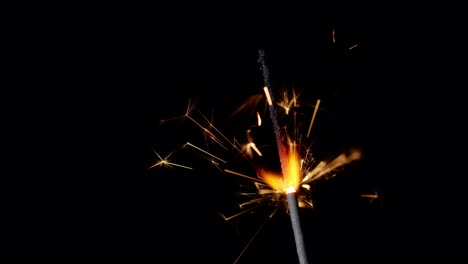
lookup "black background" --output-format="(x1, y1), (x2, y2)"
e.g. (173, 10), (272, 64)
(3, 3), (466, 260)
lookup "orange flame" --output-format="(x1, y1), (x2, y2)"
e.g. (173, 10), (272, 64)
(260, 145), (301, 193)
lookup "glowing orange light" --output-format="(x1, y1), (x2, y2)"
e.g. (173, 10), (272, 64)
(260, 143), (301, 193)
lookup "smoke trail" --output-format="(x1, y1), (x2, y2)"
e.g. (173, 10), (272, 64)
(257, 49), (289, 176)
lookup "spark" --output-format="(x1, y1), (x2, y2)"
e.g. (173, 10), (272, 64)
(268, 202), (282, 218)
(233, 214), (271, 264)
(239, 196), (272, 208)
(302, 151), (361, 184)
(257, 111), (262, 126)
(360, 192), (378, 199)
(257, 189), (280, 195)
(185, 98), (195, 116)
(245, 142), (263, 157)
(219, 203), (263, 221)
(360, 192), (379, 202)
(224, 169), (265, 184)
(332, 29), (336, 43)
(349, 44), (358, 50)
(277, 89), (300, 115)
(263, 86), (273, 106)
(238, 192), (258, 196)
(242, 130), (263, 158)
(306, 99), (321, 138)
(185, 114), (226, 149)
(298, 196), (314, 208)
(185, 142), (227, 164)
(148, 150), (192, 170)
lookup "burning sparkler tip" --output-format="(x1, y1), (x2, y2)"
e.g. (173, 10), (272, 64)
(286, 186), (296, 194)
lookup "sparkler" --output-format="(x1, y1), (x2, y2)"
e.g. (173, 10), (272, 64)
(149, 47), (362, 262)
(258, 49), (308, 264)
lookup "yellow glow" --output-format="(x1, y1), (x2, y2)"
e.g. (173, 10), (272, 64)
(259, 145), (301, 193)
(286, 186), (296, 194)
(285, 146), (301, 191)
(260, 170), (284, 192)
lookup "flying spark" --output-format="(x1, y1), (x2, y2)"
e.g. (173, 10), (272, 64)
(148, 150), (192, 170)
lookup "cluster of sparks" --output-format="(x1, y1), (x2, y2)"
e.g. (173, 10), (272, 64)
(150, 39), (368, 262)
(150, 85), (361, 221)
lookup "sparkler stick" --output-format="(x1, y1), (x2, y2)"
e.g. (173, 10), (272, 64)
(258, 49), (309, 264)
(287, 189), (308, 264)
